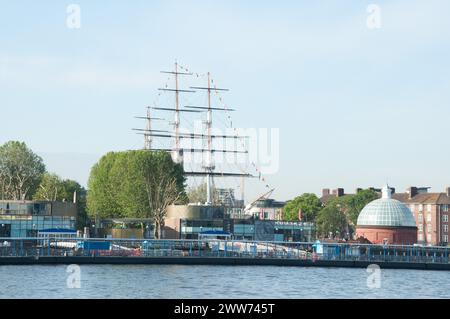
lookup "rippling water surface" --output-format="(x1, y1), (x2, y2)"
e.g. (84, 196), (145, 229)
(1, 265), (449, 299)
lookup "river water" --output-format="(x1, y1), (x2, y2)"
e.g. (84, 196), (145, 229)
(0, 265), (449, 299)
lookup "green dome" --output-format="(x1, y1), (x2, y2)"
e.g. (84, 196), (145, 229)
(357, 185), (416, 228)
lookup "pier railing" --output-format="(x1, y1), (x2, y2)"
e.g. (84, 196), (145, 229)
(0, 238), (449, 264)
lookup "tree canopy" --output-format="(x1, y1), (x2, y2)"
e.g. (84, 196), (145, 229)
(315, 202), (348, 238)
(33, 172), (88, 228)
(87, 151), (186, 235)
(315, 189), (379, 239)
(283, 193), (322, 222)
(0, 141), (88, 228)
(342, 189), (379, 226)
(187, 183), (207, 204)
(0, 141), (46, 200)
(284, 188), (379, 240)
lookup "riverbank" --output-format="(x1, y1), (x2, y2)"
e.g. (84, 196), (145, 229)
(1, 256), (450, 270)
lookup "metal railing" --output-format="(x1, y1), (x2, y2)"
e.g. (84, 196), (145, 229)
(0, 237), (449, 264)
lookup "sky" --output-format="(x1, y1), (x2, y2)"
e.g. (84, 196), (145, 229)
(1, 0), (450, 201)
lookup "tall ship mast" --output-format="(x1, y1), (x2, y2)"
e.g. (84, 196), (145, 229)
(134, 62), (253, 206)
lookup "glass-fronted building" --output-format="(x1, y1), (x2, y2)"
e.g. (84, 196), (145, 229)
(0, 200), (77, 238)
(166, 204), (315, 242)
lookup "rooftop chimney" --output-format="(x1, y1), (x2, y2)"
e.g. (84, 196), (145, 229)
(407, 187), (418, 199)
(446, 187), (450, 197)
(336, 188), (345, 197)
(355, 188), (362, 194)
(322, 188), (330, 197)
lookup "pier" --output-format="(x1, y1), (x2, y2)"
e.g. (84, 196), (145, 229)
(0, 238), (449, 270)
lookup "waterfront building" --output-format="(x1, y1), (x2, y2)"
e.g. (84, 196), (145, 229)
(392, 187), (450, 246)
(355, 185), (417, 245)
(164, 204), (314, 242)
(37, 228), (78, 240)
(0, 200), (77, 238)
(246, 198), (285, 220)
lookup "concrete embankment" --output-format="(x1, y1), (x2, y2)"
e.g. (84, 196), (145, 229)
(0, 256), (449, 270)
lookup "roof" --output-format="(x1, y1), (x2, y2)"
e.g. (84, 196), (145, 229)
(392, 193), (450, 205)
(357, 198), (417, 227)
(357, 186), (416, 228)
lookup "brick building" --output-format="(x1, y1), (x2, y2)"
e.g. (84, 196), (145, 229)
(392, 187), (450, 246)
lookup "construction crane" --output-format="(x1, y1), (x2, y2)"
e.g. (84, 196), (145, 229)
(243, 188), (275, 215)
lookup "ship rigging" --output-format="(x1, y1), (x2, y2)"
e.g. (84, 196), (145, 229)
(134, 62), (269, 207)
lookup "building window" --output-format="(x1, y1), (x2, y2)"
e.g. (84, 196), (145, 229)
(427, 214), (432, 222)
(443, 215), (449, 223)
(444, 225), (448, 233)
(427, 204), (432, 212)
(427, 223), (432, 233)
(418, 213), (423, 221)
(418, 224), (423, 232)
(418, 234), (424, 241)
(419, 204), (423, 212)
(442, 205), (449, 212)
(443, 235), (449, 243)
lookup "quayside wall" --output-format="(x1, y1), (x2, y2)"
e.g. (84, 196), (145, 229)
(1, 238), (449, 270)
(0, 256), (449, 270)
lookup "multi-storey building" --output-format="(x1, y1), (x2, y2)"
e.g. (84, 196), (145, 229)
(0, 200), (77, 237)
(392, 187), (450, 246)
(164, 204), (314, 242)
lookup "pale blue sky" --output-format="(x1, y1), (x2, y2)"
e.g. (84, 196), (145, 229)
(1, 1), (450, 201)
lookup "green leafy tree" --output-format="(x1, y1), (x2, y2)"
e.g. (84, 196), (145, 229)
(33, 173), (64, 201)
(87, 150), (186, 238)
(316, 203), (348, 239)
(187, 183), (227, 205)
(58, 179), (88, 229)
(187, 183), (207, 204)
(343, 189), (379, 226)
(330, 189), (379, 232)
(0, 141), (45, 200)
(283, 193), (322, 222)
(316, 189), (379, 239)
(33, 172), (88, 228)
(87, 152), (122, 218)
(139, 151), (186, 238)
